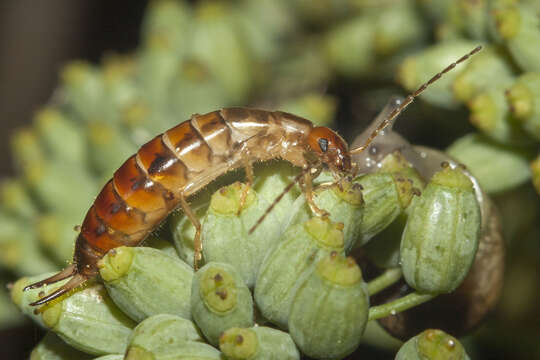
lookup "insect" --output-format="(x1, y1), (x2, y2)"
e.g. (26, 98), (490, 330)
(24, 46), (482, 306)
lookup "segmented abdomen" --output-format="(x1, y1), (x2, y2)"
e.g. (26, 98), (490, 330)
(75, 108), (312, 273)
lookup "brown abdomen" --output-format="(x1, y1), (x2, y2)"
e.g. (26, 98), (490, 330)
(75, 110), (234, 264)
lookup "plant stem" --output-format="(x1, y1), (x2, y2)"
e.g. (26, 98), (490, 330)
(368, 292), (436, 321)
(367, 267), (403, 296)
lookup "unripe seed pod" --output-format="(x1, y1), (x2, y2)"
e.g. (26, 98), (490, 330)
(86, 121), (138, 179)
(202, 182), (281, 287)
(126, 314), (203, 355)
(278, 93), (336, 128)
(532, 154), (540, 194)
(0, 213), (56, 276)
(191, 1), (253, 103)
(400, 165), (481, 294)
(395, 329), (470, 360)
(452, 47), (514, 103)
(60, 62), (105, 121)
(372, 1), (426, 56)
(468, 88), (532, 145)
(34, 107), (86, 165)
(255, 217), (345, 329)
(447, 133), (532, 193)
(506, 72), (540, 140)
(141, 0), (191, 55)
(219, 326), (299, 360)
(191, 262), (254, 346)
(324, 16), (375, 78)
(288, 253), (369, 360)
(98, 246), (193, 322)
(492, 4), (540, 72)
(354, 155), (420, 247)
(30, 332), (92, 360)
(37, 214), (79, 263)
(12, 274), (135, 355)
(288, 177), (363, 251)
(0, 179), (37, 219)
(125, 341), (222, 360)
(398, 40), (478, 109)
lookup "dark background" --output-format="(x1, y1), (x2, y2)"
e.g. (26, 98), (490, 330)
(0, 0), (146, 177)
(0, 1), (146, 358)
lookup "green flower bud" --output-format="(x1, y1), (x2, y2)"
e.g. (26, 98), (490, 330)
(0, 213), (56, 276)
(125, 341), (221, 360)
(354, 165), (419, 247)
(447, 133), (532, 193)
(12, 273), (135, 355)
(98, 246), (193, 322)
(17, 155), (97, 217)
(0, 277), (23, 328)
(191, 1), (253, 103)
(492, 4), (540, 72)
(254, 217), (345, 329)
(372, 1), (426, 56)
(34, 108), (86, 165)
(278, 93), (337, 127)
(202, 182), (281, 287)
(60, 62), (105, 121)
(288, 176), (363, 251)
(532, 154), (540, 195)
(37, 214), (78, 263)
(469, 88), (535, 145)
(220, 326), (299, 360)
(30, 332), (93, 360)
(141, 0), (191, 55)
(452, 47), (514, 103)
(396, 329), (470, 360)
(251, 161), (302, 229)
(324, 16), (375, 78)
(11, 128), (45, 170)
(506, 72), (540, 140)
(398, 40), (478, 108)
(0, 178), (37, 219)
(168, 59), (229, 122)
(126, 314), (203, 355)
(288, 253), (369, 360)
(401, 166), (481, 293)
(86, 121), (138, 178)
(191, 262), (254, 346)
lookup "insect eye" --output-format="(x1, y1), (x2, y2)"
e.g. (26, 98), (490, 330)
(318, 138), (329, 153)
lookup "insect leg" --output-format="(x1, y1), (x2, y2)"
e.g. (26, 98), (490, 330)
(179, 194), (203, 270)
(238, 154), (254, 214)
(304, 168), (329, 218)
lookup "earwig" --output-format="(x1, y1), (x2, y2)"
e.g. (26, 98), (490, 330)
(24, 46), (482, 307)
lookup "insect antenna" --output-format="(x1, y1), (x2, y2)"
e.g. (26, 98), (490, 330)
(350, 45), (482, 155)
(248, 168), (310, 235)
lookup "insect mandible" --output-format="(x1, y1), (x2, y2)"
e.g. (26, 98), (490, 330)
(25, 46), (482, 306)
